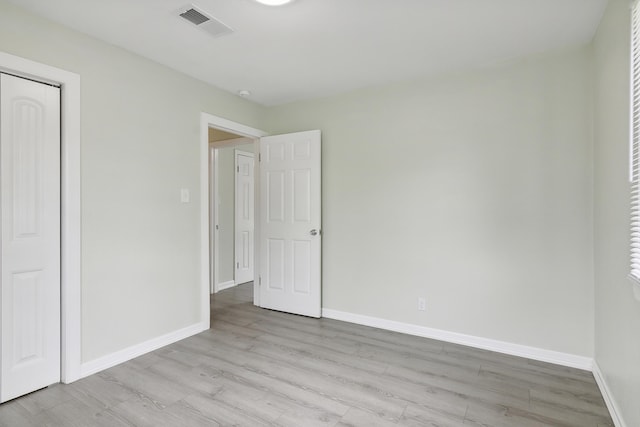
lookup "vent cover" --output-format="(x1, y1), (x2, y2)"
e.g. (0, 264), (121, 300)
(180, 8), (210, 25)
(177, 5), (233, 38)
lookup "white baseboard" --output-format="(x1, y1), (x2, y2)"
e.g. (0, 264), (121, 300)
(215, 280), (236, 293)
(593, 361), (626, 427)
(79, 322), (208, 378)
(321, 308), (593, 371)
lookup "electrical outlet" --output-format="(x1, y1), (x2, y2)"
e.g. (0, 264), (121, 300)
(418, 297), (426, 311)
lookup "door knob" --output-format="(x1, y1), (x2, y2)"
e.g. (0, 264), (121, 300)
(310, 229), (318, 236)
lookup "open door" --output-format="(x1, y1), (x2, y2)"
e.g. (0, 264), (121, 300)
(259, 130), (321, 318)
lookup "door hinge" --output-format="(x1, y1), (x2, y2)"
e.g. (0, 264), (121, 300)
(237, 166), (239, 172)
(236, 262), (239, 269)
(259, 276), (261, 286)
(215, 224), (219, 230)
(259, 153), (261, 162)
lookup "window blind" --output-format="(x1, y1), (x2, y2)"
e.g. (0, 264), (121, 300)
(630, 0), (640, 283)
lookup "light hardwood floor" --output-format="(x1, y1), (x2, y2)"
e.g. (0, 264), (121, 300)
(0, 283), (613, 426)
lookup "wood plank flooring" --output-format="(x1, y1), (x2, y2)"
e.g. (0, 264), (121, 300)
(0, 283), (613, 426)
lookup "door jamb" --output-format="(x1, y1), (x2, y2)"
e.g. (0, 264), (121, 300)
(208, 144), (219, 294)
(200, 113), (266, 326)
(0, 51), (82, 383)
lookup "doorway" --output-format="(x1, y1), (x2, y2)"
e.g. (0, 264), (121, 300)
(198, 113), (323, 326)
(199, 114), (266, 327)
(208, 128), (256, 294)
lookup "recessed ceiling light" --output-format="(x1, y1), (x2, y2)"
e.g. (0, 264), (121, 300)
(238, 90), (251, 98)
(254, 0), (295, 6)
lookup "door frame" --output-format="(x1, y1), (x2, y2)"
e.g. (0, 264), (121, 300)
(0, 51), (82, 383)
(209, 144), (219, 294)
(200, 113), (266, 325)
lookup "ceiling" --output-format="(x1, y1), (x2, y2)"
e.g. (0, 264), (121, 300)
(209, 128), (242, 142)
(8, 0), (608, 106)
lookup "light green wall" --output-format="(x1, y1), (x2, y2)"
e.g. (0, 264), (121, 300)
(266, 47), (595, 357)
(0, 0), (265, 362)
(593, 0), (640, 426)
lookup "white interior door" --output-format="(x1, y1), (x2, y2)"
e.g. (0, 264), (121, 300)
(0, 73), (61, 402)
(259, 130), (321, 318)
(235, 151), (254, 285)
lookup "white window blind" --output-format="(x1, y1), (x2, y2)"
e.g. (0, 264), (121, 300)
(630, 0), (640, 284)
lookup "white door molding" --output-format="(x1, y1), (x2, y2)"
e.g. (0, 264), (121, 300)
(200, 113), (266, 322)
(0, 51), (82, 383)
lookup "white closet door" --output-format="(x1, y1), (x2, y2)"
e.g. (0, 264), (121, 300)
(0, 73), (61, 402)
(259, 130), (321, 318)
(235, 151), (255, 285)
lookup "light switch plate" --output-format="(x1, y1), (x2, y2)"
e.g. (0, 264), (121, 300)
(180, 188), (190, 203)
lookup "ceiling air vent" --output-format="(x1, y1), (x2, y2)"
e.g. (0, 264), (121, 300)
(180, 8), (210, 25)
(177, 5), (233, 38)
